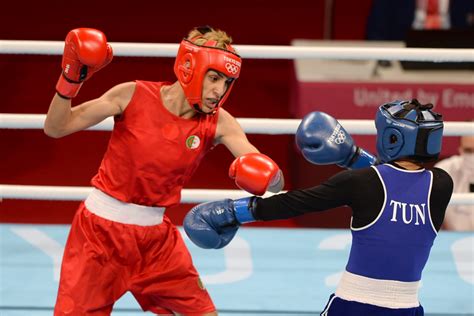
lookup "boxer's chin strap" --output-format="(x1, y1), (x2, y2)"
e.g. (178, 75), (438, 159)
(193, 103), (217, 115)
(193, 103), (204, 113)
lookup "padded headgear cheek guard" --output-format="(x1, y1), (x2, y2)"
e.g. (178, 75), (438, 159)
(174, 39), (242, 113)
(375, 99), (444, 163)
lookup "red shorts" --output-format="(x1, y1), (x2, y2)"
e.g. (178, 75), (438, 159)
(54, 203), (215, 315)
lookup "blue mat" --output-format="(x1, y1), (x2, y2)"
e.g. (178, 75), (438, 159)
(0, 224), (472, 315)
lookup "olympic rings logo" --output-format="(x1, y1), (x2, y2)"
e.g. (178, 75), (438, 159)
(225, 63), (239, 75)
(334, 131), (346, 144)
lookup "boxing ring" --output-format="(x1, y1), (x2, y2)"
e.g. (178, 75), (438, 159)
(1, 41), (473, 315)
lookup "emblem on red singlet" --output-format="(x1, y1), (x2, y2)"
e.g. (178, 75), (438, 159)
(186, 135), (201, 149)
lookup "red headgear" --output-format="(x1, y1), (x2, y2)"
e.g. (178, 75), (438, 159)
(174, 38), (242, 113)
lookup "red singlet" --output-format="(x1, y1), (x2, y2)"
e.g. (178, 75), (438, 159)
(92, 80), (219, 207)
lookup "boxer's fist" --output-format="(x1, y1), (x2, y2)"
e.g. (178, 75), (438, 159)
(56, 28), (113, 98)
(296, 111), (377, 169)
(184, 199), (240, 249)
(229, 153), (280, 196)
(184, 197), (257, 249)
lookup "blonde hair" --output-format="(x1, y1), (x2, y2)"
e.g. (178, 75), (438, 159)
(186, 26), (234, 50)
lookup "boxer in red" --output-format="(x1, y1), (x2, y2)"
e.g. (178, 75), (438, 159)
(44, 26), (284, 315)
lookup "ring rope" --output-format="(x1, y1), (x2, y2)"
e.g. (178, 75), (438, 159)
(0, 185), (271, 203)
(1, 40), (474, 62)
(1, 185), (472, 205)
(1, 113), (473, 136)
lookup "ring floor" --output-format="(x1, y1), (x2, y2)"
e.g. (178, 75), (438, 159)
(0, 224), (472, 315)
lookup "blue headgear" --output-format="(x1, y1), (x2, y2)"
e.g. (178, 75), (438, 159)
(375, 99), (444, 163)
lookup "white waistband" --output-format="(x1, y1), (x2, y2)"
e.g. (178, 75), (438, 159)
(84, 189), (165, 226)
(335, 271), (420, 309)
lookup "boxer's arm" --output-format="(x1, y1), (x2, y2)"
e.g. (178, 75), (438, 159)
(214, 108), (259, 157)
(44, 82), (135, 138)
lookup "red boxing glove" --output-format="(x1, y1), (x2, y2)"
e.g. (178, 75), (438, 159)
(229, 153), (280, 196)
(56, 28), (113, 99)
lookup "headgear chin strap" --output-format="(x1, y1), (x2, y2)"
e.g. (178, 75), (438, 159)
(375, 99), (444, 163)
(174, 38), (242, 114)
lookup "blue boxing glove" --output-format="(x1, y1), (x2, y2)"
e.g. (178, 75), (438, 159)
(296, 111), (377, 169)
(183, 197), (257, 249)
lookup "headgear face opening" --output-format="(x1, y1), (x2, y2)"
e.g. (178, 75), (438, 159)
(375, 99), (444, 163)
(173, 38), (242, 114)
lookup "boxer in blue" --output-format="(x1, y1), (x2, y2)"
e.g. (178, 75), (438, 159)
(183, 99), (453, 315)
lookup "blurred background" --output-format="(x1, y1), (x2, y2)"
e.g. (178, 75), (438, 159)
(1, 0), (473, 229)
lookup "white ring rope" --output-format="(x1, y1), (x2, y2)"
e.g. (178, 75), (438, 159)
(1, 40), (474, 62)
(1, 113), (473, 136)
(1, 185), (472, 205)
(0, 185), (271, 203)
